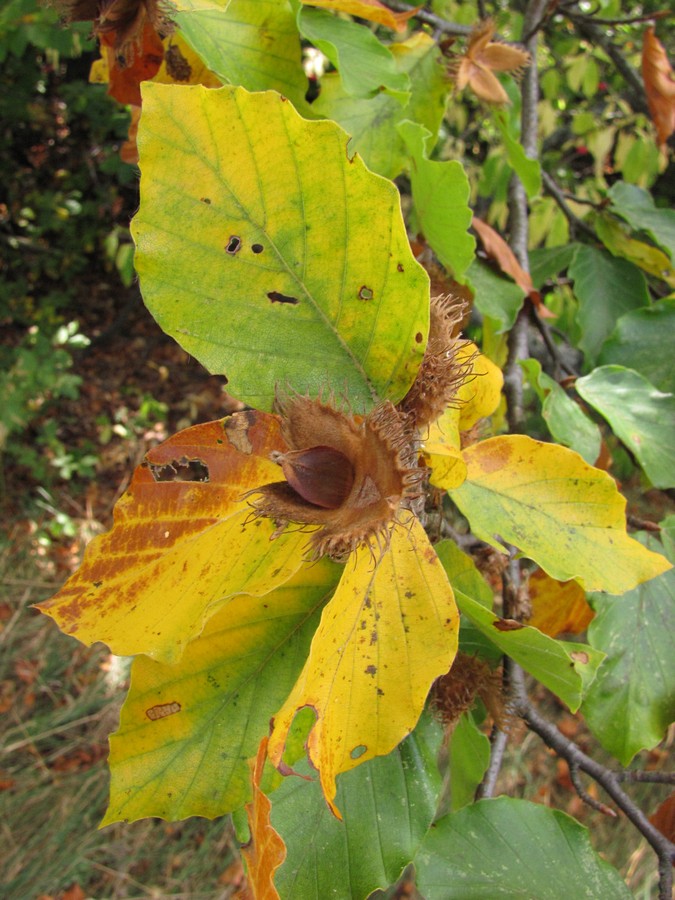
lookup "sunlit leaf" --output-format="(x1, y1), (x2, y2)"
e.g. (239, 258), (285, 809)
(297, 6), (409, 98)
(398, 120), (475, 281)
(520, 358), (601, 464)
(301, 0), (418, 33)
(568, 245), (649, 363)
(415, 798), (632, 899)
(240, 737), (286, 900)
(527, 568), (594, 637)
(582, 525), (675, 765)
(271, 711), (443, 899)
(608, 182), (675, 261)
(39, 414), (312, 663)
(457, 342), (503, 430)
(642, 26), (675, 148)
(594, 214), (675, 287)
(267, 516), (459, 817)
(174, 0), (311, 113)
(576, 366), (675, 490)
(598, 299), (675, 394)
(448, 435), (671, 594)
(314, 32), (449, 180)
(132, 83), (429, 411)
(101, 561), (340, 823)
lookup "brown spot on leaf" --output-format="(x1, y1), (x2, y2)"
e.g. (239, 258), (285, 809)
(365, 664), (377, 676)
(252, 243), (264, 254)
(358, 285), (374, 301)
(226, 235), (242, 255)
(267, 291), (299, 305)
(165, 43), (192, 82)
(493, 618), (524, 631)
(570, 650), (590, 665)
(397, 263), (404, 272)
(415, 332), (423, 343)
(146, 701), (181, 721)
(200, 197), (211, 204)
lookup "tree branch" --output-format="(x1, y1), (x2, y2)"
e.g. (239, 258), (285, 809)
(387, 1), (472, 36)
(511, 665), (675, 900)
(541, 171), (598, 241)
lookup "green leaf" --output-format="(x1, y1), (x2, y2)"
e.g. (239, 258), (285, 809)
(609, 182), (675, 260)
(576, 366), (675, 489)
(520, 358), (601, 464)
(448, 436), (671, 594)
(101, 561), (340, 824)
(415, 797), (632, 899)
(568, 245), (649, 363)
(448, 712), (490, 811)
(452, 582), (604, 712)
(594, 214), (675, 286)
(313, 32), (449, 180)
(582, 527), (675, 765)
(466, 259), (525, 333)
(132, 83), (429, 411)
(297, 6), (409, 98)
(397, 120), (475, 281)
(493, 108), (541, 199)
(528, 243), (579, 289)
(174, 0), (311, 114)
(271, 711), (443, 900)
(597, 299), (675, 394)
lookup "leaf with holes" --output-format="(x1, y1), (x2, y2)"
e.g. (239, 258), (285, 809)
(448, 435), (671, 594)
(133, 83), (429, 411)
(101, 560), (340, 824)
(38, 413), (312, 663)
(267, 516), (459, 817)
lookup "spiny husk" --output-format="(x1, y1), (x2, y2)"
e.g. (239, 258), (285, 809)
(250, 395), (423, 561)
(399, 294), (474, 429)
(53, 0), (172, 57)
(431, 652), (509, 730)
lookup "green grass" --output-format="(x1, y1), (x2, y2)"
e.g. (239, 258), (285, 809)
(0, 524), (239, 899)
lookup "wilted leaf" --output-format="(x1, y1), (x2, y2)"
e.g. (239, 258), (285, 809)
(569, 244), (649, 363)
(133, 83), (429, 410)
(415, 798), (632, 899)
(527, 568), (594, 637)
(240, 738), (286, 900)
(650, 793), (675, 843)
(576, 365), (675, 489)
(448, 435), (671, 594)
(39, 414), (313, 663)
(520, 357), (601, 464)
(267, 516), (459, 817)
(314, 32), (449, 181)
(271, 711), (443, 900)
(301, 0), (419, 33)
(598, 299), (675, 394)
(398, 120), (475, 281)
(472, 216), (534, 298)
(174, 0), (311, 112)
(453, 19), (530, 106)
(89, 22), (164, 106)
(582, 526), (675, 765)
(642, 26), (675, 147)
(102, 561), (339, 823)
(298, 6), (410, 98)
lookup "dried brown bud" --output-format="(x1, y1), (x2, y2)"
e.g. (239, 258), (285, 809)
(399, 294), (473, 429)
(451, 19), (530, 105)
(249, 395), (422, 561)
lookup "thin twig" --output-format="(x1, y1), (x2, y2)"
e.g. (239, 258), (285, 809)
(511, 665), (675, 900)
(541, 171), (598, 241)
(615, 770), (675, 785)
(627, 514), (662, 533)
(530, 307), (577, 378)
(387, 1), (473, 36)
(476, 726), (509, 799)
(567, 761), (617, 817)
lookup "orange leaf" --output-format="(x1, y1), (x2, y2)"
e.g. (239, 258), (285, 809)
(472, 216), (533, 296)
(642, 27), (675, 148)
(453, 19), (529, 106)
(37, 412), (312, 663)
(301, 0), (420, 33)
(650, 792), (675, 843)
(239, 737), (286, 900)
(527, 568), (594, 637)
(100, 21), (164, 106)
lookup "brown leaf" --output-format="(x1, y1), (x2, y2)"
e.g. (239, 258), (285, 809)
(650, 792), (675, 843)
(527, 569), (594, 637)
(453, 19), (529, 105)
(100, 22), (165, 106)
(239, 737), (286, 900)
(642, 27), (675, 147)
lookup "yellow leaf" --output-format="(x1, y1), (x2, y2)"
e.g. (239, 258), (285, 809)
(595, 214), (675, 287)
(267, 516), (459, 817)
(240, 737), (286, 900)
(527, 568), (594, 637)
(449, 435), (672, 594)
(423, 410), (466, 491)
(301, 0), (418, 33)
(456, 341), (503, 430)
(38, 413), (312, 663)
